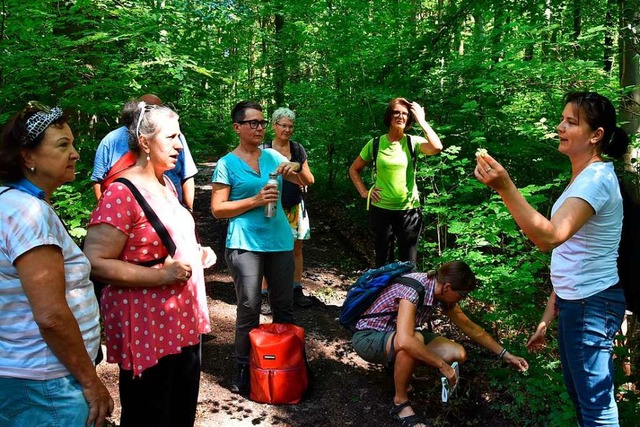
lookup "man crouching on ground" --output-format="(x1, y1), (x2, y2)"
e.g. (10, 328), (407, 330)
(352, 260), (529, 427)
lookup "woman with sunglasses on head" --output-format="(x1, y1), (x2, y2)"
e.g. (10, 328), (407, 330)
(83, 102), (216, 427)
(211, 101), (311, 395)
(349, 98), (443, 268)
(0, 102), (113, 426)
(475, 92), (629, 426)
(260, 107), (315, 314)
(352, 261), (528, 427)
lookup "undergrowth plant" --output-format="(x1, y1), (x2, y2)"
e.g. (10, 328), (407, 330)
(417, 145), (581, 424)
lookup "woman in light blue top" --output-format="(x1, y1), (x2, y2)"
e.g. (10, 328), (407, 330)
(475, 92), (630, 426)
(0, 102), (113, 426)
(211, 100), (311, 395)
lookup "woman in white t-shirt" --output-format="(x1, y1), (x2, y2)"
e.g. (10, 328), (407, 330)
(475, 92), (630, 426)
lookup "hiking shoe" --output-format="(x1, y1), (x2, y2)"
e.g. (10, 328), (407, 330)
(231, 363), (250, 395)
(260, 293), (272, 315)
(294, 287), (312, 308)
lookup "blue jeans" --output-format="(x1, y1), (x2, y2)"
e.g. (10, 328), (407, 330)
(556, 287), (626, 426)
(0, 375), (90, 427)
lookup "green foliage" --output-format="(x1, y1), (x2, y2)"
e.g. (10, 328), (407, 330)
(2, 0), (639, 422)
(51, 180), (94, 242)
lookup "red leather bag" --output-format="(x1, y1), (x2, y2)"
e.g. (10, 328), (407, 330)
(249, 323), (308, 404)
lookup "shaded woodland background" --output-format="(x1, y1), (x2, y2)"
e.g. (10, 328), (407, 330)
(1, 1), (640, 425)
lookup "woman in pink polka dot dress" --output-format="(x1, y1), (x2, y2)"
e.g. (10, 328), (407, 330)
(84, 103), (216, 427)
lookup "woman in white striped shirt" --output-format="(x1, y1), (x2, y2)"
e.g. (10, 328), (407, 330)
(0, 102), (113, 427)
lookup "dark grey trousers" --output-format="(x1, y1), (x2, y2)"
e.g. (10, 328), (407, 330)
(225, 248), (295, 364)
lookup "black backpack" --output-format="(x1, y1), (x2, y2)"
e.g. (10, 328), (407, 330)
(618, 179), (640, 314)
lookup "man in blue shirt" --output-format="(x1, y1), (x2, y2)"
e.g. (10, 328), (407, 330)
(91, 94), (198, 209)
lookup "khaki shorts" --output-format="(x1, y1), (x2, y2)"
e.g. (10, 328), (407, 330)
(352, 329), (439, 367)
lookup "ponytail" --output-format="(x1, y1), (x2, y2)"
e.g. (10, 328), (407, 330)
(601, 126), (630, 159)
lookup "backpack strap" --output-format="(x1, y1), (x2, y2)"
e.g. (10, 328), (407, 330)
(0, 187), (12, 196)
(290, 140), (302, 162)
(114, 178), (177, 256)
(373, 135), (416, 172)
(372, 136), (381, 172)
(290, 141), (309, 216)
(406, 135), (417, 171)
(358, 276), (425, 321)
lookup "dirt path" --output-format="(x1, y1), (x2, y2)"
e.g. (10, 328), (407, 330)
(98, 163), (513, 427)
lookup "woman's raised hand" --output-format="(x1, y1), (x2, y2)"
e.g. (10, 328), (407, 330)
(474, 153), (513, 193)
(407, 100), (426, 123)
(162, 254), (193, 285)
(275, 161), (301, 176)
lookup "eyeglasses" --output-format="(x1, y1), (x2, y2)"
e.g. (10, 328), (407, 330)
(275, 122), (294, 131)
(238, 119), (268, 129)
(392, 110), (409, 118)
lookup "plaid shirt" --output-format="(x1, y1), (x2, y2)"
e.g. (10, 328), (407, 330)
(355, 272), (440, 332)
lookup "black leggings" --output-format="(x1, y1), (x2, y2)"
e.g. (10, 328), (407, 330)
(119, 341), (201, 427)
(369, 206), (423, 267)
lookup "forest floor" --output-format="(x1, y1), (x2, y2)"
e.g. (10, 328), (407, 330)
(97, 162), (517, 427)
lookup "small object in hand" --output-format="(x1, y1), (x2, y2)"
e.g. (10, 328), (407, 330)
(441, 361), (459, 403)
(476, 148), (488, 157)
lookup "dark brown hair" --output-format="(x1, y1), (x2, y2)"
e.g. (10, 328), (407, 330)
(564, 92), (630, 159)
(383, 98), (415, 130)
(0, 107), (68, 182)
(231, 101), (263, 124)
(436, 260), (477, 293)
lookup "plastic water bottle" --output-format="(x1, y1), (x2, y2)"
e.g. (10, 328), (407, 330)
(264, 173), (278, 218)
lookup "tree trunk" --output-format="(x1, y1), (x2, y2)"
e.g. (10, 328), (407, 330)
(273, 12), (285, 106)
(619, 0), (640, 172)
(603, 0), (615, 72)
(573, 0), (582, 57)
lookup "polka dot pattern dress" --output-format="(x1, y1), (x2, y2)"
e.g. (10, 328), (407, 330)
(89, 180), (211, 375)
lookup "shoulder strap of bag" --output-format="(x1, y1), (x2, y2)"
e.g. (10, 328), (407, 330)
(406, 135), (417, 171)
(0, 187), (12, 196)
(114, 178), (177, 256)
(291, 140), (302, 162)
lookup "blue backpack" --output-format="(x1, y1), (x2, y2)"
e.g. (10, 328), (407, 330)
(339, 261), (424, 331)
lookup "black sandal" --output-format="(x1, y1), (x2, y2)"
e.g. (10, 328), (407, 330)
(389, 401), (429, 427)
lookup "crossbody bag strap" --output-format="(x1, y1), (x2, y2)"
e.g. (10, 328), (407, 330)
(114, 178), (177, 257)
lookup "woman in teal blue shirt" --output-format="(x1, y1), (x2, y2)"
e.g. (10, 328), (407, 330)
(211, 101), (310, 395)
